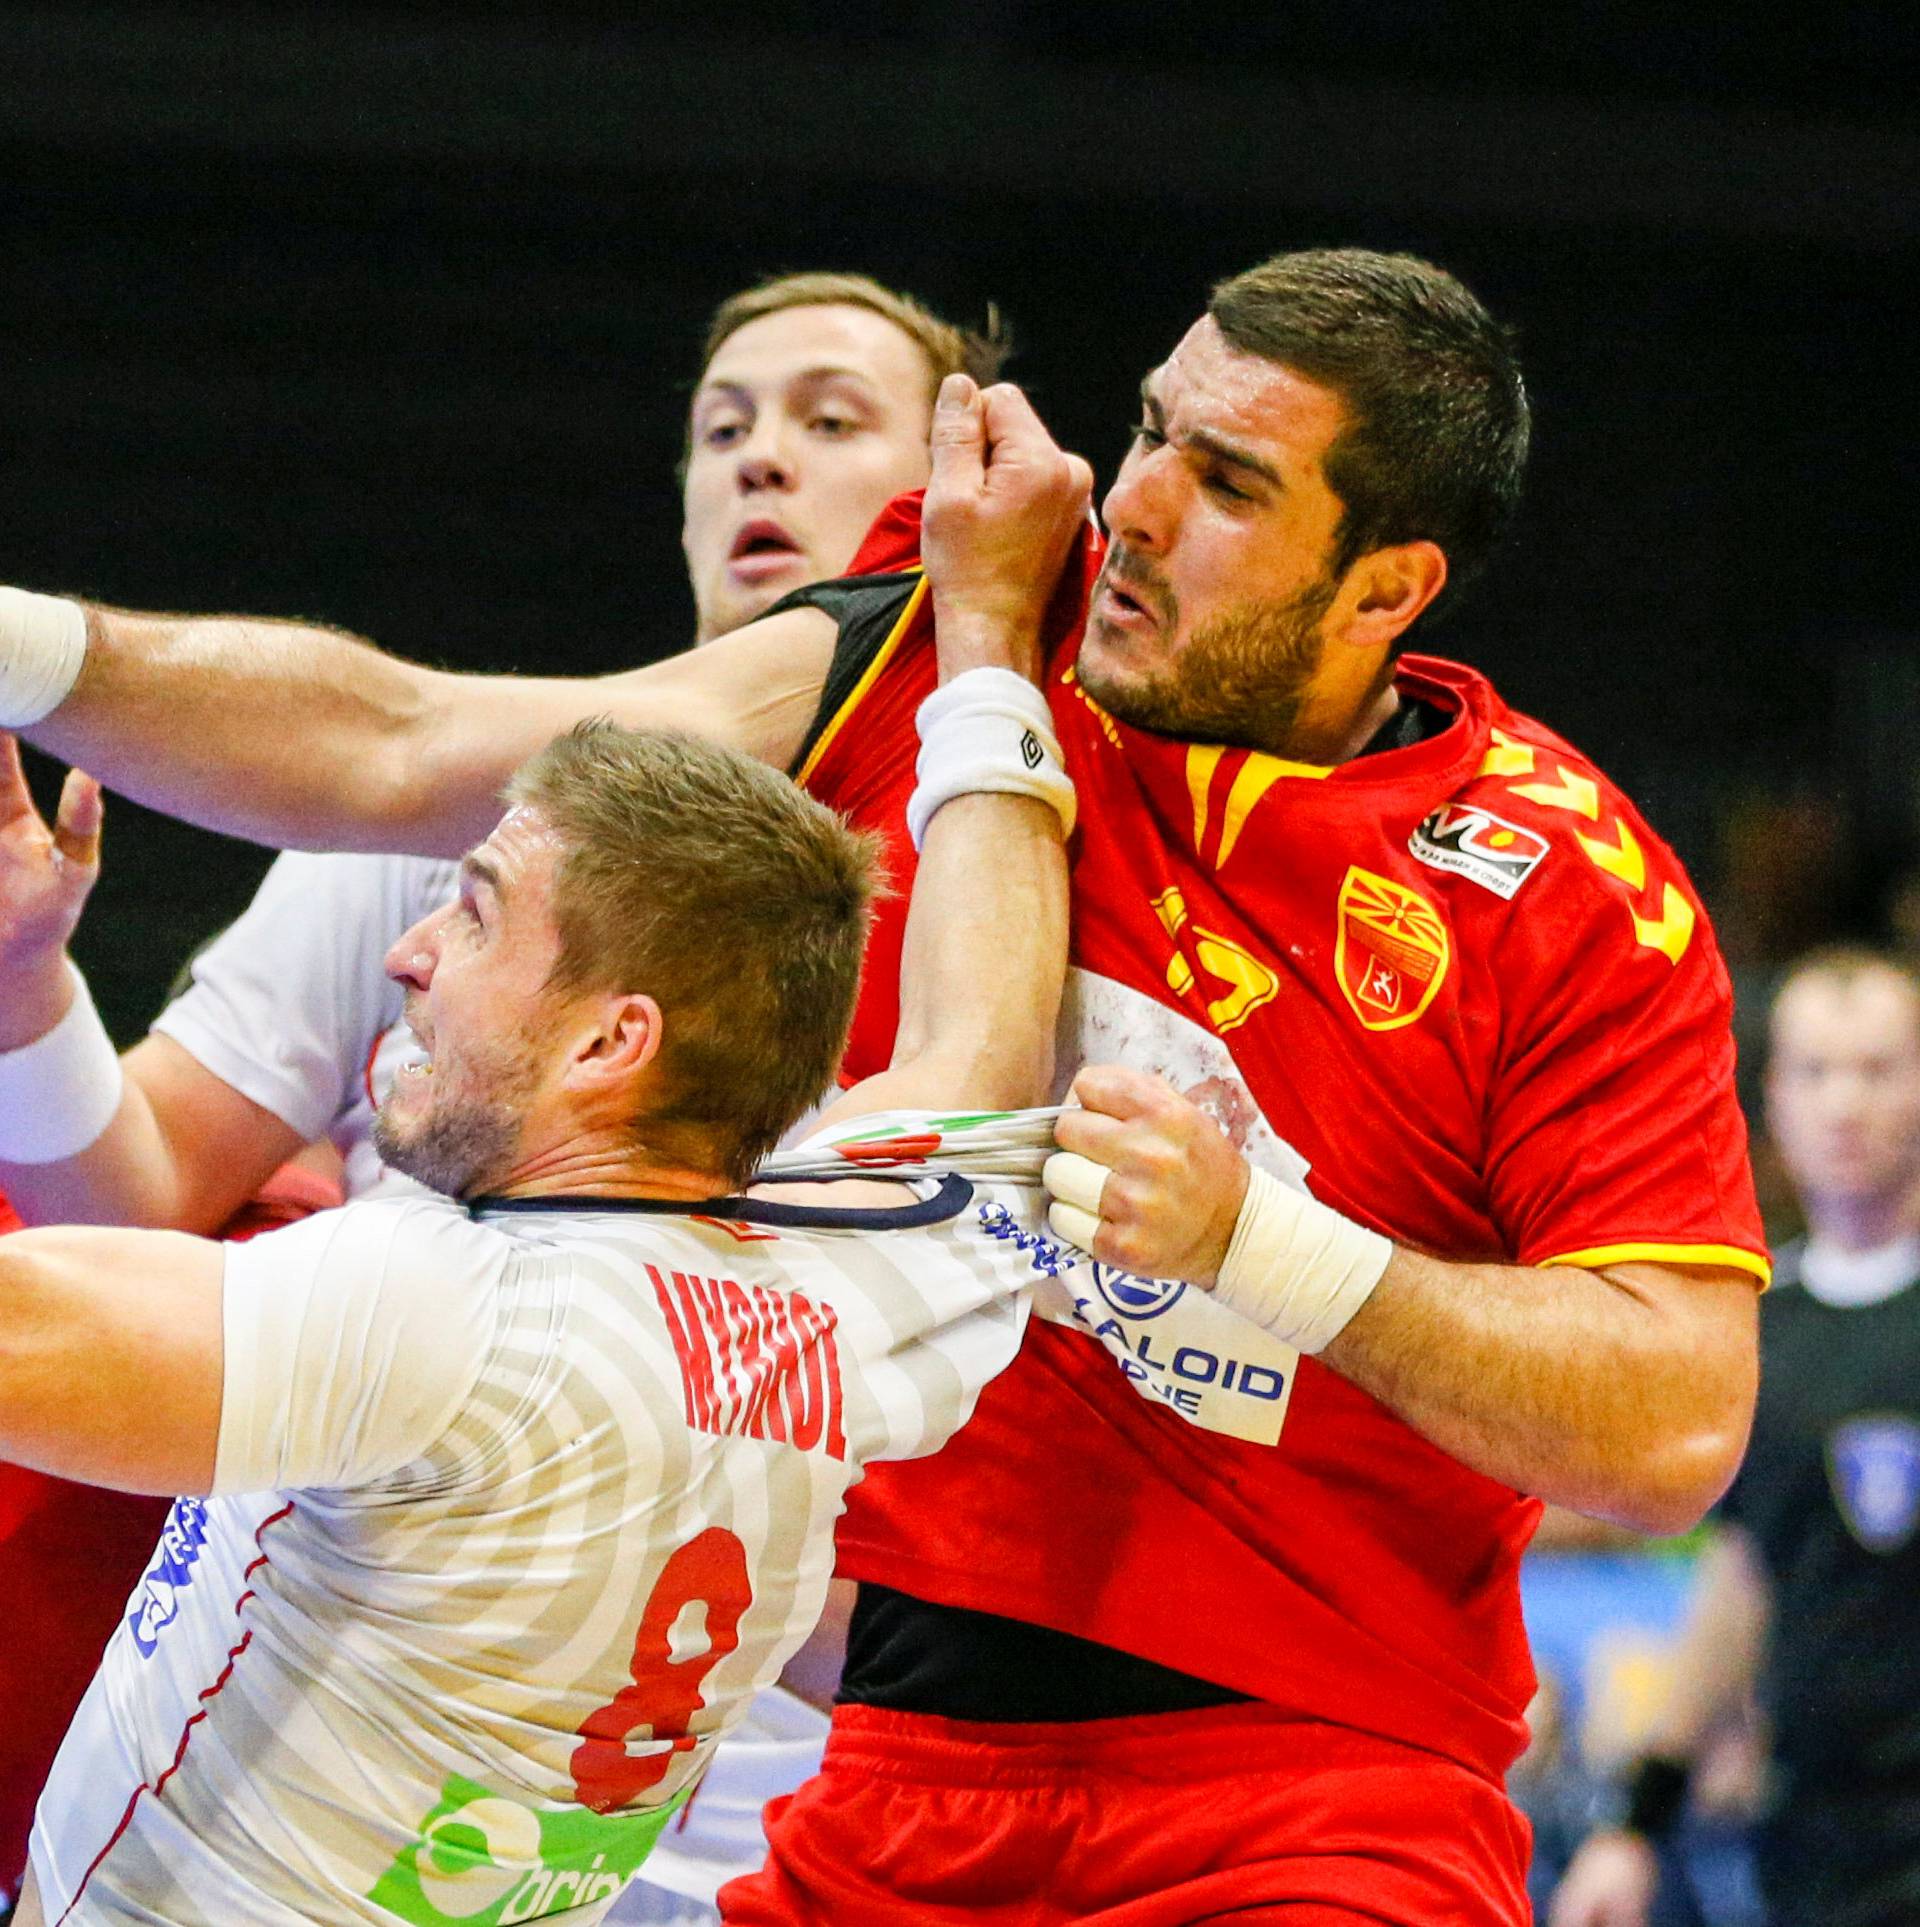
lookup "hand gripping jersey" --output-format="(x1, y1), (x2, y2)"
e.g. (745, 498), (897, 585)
(792, 494), (1768, 1784)
(30, 1112), (1057, 1926)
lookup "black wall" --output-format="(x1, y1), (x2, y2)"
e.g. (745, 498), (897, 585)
(3, 6), (1915, 1036)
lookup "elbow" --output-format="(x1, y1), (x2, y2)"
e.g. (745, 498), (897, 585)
(1599, 1367), (1757, 1539)
(1608, 1438), (1747, 1538)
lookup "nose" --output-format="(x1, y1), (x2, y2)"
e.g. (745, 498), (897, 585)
(1101, 444), (1178, 556)
(735, 414), (798, 494)
(384, 906), (446, 993)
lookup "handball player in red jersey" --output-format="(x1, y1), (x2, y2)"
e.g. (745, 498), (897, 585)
(0, 250), (1766, 1924)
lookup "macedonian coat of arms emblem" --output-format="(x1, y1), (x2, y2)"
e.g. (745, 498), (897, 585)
(1334, 866), (1451, 1032)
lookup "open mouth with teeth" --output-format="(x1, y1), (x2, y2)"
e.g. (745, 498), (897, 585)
(396, 1023), (434, 1079)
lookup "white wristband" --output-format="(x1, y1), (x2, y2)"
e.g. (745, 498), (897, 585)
(0, 588), (89, 728)
(1210, 1165), (1393, 1355)
(0, 962), (125, 1163)
(906, 666), (1076, 850)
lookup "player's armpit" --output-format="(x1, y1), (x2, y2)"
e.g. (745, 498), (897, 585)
(0, 1034), (305, 1235)
(0, 1222), (223, 1492)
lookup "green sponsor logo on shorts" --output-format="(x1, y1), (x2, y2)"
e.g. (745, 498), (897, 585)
(367, 1774), (689, 1925)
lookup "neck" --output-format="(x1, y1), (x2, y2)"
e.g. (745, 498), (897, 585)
(1803, 1191), (1915, 1256)
(480, 1130), (732, 1204)
(1279, 673), (1401, 766)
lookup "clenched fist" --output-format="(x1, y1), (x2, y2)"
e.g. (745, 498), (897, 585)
(1045, 1064), (1250, 1284)
(922, 375), (1093, 683)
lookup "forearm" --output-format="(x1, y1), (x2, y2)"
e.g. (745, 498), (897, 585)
(1321, 1251), (1757, 1533)
(28, 606), (472, 849)
(18, 601), (833, 854)
(2, 1035), (301, 1233)
(888, 791), (1068, 1110)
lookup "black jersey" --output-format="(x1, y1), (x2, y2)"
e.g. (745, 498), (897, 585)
(1720, 1239), (1920, 1925)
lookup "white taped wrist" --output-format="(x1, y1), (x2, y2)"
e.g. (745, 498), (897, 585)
(906, 666), (1075, 849)
(0, 588), (88, 728)
(1210, 1165), (1393, 1354)
(0, 962), (125, 1163)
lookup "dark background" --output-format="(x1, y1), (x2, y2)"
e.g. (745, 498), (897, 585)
(2, 2), (1915, 1039)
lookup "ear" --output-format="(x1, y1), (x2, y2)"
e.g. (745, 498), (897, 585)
(1332, 539), (1448, 653)
(565, 992), (666, 1092)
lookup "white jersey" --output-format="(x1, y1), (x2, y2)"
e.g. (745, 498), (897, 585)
(144, 850), (830, 1917)
(153, 851), (456, 1201)
(32, 1111), (1054, 1925)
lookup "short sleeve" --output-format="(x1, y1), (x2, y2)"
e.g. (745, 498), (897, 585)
(214, 1199), (500, 1494)
(1483, 868), (1769, 1284)
(152, 852), (455, 1142)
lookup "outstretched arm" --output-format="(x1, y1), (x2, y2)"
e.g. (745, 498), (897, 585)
(3, 592), (835, 855)
(0, 1221), (224, 1491)
(811, 377), (1091, 1129)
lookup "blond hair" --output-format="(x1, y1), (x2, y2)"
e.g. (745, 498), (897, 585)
(701, 271), (1011, 403)
(506, 723), (879, 1185)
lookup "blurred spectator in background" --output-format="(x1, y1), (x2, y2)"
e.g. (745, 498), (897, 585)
(1552, 946), (1920, 1927)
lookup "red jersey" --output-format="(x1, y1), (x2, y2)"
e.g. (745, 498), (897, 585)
(795, 494), (1766, 1783)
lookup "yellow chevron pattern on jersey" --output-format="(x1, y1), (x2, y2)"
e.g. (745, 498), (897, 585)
(1496, 748), (1695, 967)
(1508, 768), (1601, 821)
(1632, 884), (1698, 965)
(1477, 726), (1536, 777)
(1576, 819), (1647, 891)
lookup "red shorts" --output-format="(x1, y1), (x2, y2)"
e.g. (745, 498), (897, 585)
(718, 1701), (1531, 1927)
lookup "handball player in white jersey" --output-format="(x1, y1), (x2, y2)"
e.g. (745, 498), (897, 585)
(4, 379), (1090, 1924)
(0, 273), (1005, 1922)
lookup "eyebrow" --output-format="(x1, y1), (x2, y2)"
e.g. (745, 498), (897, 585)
(694, 366), (883, 405)
(1138, 376), (1287, 492)
(460, 851), (506, 909)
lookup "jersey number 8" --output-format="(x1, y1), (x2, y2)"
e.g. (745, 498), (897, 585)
(570, 1526), (753, 1814)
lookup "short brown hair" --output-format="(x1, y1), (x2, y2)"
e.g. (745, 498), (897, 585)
(506, 723), (879, 1186)
(701, 271), (1011, 403)
(1209, 249), (1529, 626)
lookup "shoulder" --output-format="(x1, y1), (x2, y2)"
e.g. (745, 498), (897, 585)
(232, 1192), (510, 1299)
(1408, 673), (1719, 991)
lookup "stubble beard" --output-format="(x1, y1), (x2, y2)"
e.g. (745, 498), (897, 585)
(1079, 548), (1338, 755)
(370, 1042), (543, 1200)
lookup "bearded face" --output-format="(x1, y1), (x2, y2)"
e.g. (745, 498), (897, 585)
(1078, 538), (1339, 751)
(371, 1014), (550, 1200)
